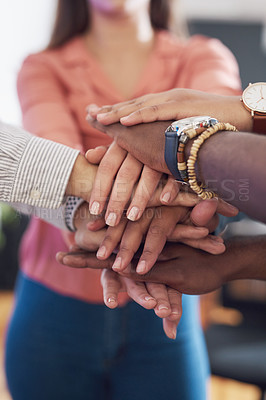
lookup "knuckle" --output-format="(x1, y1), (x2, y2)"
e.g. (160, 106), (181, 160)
(149, 224), (165, 236)
(98, 159), (114, 175)
(142, 248), (154, 258)
(119, 245), (135, 257)
(117, 165), (134, 181)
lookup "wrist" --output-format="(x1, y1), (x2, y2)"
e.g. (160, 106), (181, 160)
(66, 154), (97, 201)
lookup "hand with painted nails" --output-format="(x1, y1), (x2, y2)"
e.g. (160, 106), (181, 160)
(96, 199), (225, 276)
(73, 196), (227, 279)
(86, 141), (180, 227)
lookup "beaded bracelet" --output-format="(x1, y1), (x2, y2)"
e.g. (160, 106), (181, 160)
(177, 126), (207, 182)
(187, 122), (238, 199)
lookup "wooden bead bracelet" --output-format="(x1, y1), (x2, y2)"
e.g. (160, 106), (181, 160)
(177, 122), (238, 199)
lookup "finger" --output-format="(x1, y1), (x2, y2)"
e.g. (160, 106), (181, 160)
(190, 198), (219, 227)
(101, 269), (121, 308)
(160, 176), (181, 205)
(163, 287), (183, 339)
(162, 319), (179, 340)
(112, 209), (154, 272)
(169, 224), (209, 241)
(167, 288), (182, 322)
(89, 142), (127, 216)
(86, 103), (103, 119)
(145, 282), (172, 318)
(95, 96), (151, 125)
(120, 100), (180, 126)
(127, 166), (162, 222)
(217, 198), (239, 217)
(165, 189), (200, 208)
(87, 216), (106, 232)
(56, 251), (115, 269)
(97, 217), (128, 260)
(135, 207), (182, 275)
(105, 154), (143, 226)
(122, 277), (157, 309)
(85, 145), (109, 164)
(181, 235), (226, 255)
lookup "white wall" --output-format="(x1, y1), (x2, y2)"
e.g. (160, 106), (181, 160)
(0, 0), (56, 125)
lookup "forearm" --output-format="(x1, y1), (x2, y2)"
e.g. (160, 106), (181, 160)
(222, 235), (266, 282)
(185, 131), (266, 222)
(0, 121), (82, 208)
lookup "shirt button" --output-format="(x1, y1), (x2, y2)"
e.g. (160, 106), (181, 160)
(30, 189), (41, 200)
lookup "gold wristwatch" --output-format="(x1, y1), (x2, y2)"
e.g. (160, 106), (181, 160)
(241, 82), (266, 134)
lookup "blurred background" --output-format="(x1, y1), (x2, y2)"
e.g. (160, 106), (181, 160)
(0, 1), (266, 399)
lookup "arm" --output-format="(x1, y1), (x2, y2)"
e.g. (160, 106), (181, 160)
(56, 235), (266, 293)
(17, 55), (82, 147)
(0, 120), (99, 207)
(90, 119), (266, 223)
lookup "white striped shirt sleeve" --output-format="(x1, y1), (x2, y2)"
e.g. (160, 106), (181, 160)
(0, 121), (79, 209)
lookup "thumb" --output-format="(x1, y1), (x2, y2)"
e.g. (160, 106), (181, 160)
(190, 198), (218, 227)
(85, 146), (108, 164)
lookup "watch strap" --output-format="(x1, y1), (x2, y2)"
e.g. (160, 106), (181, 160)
(164, 130), (182, 181)
(253, 113), (266, 134)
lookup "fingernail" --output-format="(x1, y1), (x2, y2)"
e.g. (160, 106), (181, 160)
(144, 296), (155, 302)
(85, 149), (92, 157)
(171, 329), (177, 340)
(112, 257), (122, 271)
(90, 201), (100, 215)
(161, 192), (171, 203)
(88, 104), (100, 113)
(108, 297), (116, 303)
(211, 239), (225, 246)
(120, 116), (130, 123)
(97, 246), (106, 259)
(158, 304), (169, 311)
(106, 212), (117, 226)
(97, 113), (108, 121)
(127, 206), (140, 221)
(136, 260), (146, 274)
(86, 114), (93, 121)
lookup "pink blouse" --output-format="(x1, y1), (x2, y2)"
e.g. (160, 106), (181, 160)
(17, 31), (241, 304)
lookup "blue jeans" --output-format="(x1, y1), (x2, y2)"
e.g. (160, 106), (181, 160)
(5, 273), (209, 400)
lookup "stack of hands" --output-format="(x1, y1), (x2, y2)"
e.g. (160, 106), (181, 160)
(57, 90), (240, 339)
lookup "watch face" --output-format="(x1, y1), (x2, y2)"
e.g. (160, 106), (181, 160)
(242, 82), (266, 113)
(170, 116), (216, 132)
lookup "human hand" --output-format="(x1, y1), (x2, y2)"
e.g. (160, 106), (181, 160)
(100, 269), (182, 339)
(56, 242), (226, 296)
(63, 196), (227, 277)
(87, 89), (252, 132)
(56, 247), (182, 339)
(86, 142), (182, 226)
(88, 119), (170, 174)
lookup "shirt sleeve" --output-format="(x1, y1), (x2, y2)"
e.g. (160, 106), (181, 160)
(10, 195), (85, 232)
(9, 201), (68, 230)
(180, 36), (242, 95)
(0, 121), (79, 208)
(17, 54), (83, 150)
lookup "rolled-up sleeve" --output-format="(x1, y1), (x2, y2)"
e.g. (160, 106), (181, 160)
(0, 121), (79, 208)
